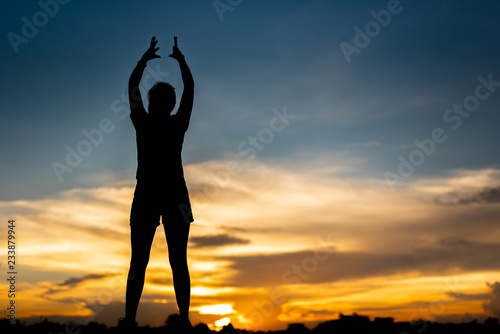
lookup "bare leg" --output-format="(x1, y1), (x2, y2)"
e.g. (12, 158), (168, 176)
(125, 223), (157, 321)
(164, 220), (191, 322)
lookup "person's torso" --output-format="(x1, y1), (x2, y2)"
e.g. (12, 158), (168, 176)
(135, 115), (186, 183)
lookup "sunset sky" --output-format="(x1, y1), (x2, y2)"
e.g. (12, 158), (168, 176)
(1, 0), (500, 331)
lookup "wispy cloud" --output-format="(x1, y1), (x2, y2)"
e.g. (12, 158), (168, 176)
(57, 273), (114, 287)
(190, 234), (251, 248)
(436, 186), (500, 205)
(44, 273), (116, 296)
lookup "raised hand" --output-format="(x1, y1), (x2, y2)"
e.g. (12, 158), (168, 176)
(141, 36), (161, 62)
(168, 36), (185, 61)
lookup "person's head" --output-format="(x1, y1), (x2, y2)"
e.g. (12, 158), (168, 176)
(148, 82), (176, 116)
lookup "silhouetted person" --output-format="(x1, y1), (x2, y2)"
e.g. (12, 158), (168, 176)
(118, 36), (194, 331)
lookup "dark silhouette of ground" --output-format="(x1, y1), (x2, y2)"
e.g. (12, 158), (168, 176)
(2, 313), (500, 334)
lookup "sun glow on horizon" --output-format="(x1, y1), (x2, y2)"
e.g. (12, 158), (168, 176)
(215, 317), (231, 327)
(196, 303), (235, 315)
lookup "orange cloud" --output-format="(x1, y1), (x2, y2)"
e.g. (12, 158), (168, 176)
(1, 159), (500, 330)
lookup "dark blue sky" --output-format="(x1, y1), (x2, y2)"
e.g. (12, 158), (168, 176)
(1, 0), (500, 200)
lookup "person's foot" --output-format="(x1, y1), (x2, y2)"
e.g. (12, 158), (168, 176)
(116, 317), (139, 332)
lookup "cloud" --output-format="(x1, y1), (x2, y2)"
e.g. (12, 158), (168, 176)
(57, 273), (113, 287)
(3, 161), (500, 328)
(445, 292), (489, 301)
(217, 239), (500, 287)
(190, 234), (251, 248)
(436, 186), (500, 205)
(44, 273), (115, 296)
(44, 296), (87, 304)
(418, 169), (500, 206)
(483, 282), (500, 317)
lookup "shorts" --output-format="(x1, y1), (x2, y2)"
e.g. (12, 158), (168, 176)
(130, 181), (194, 227)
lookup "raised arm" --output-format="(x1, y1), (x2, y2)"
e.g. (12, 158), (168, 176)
(169, 37), (194, 132)
(128, 37), (161, 116)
